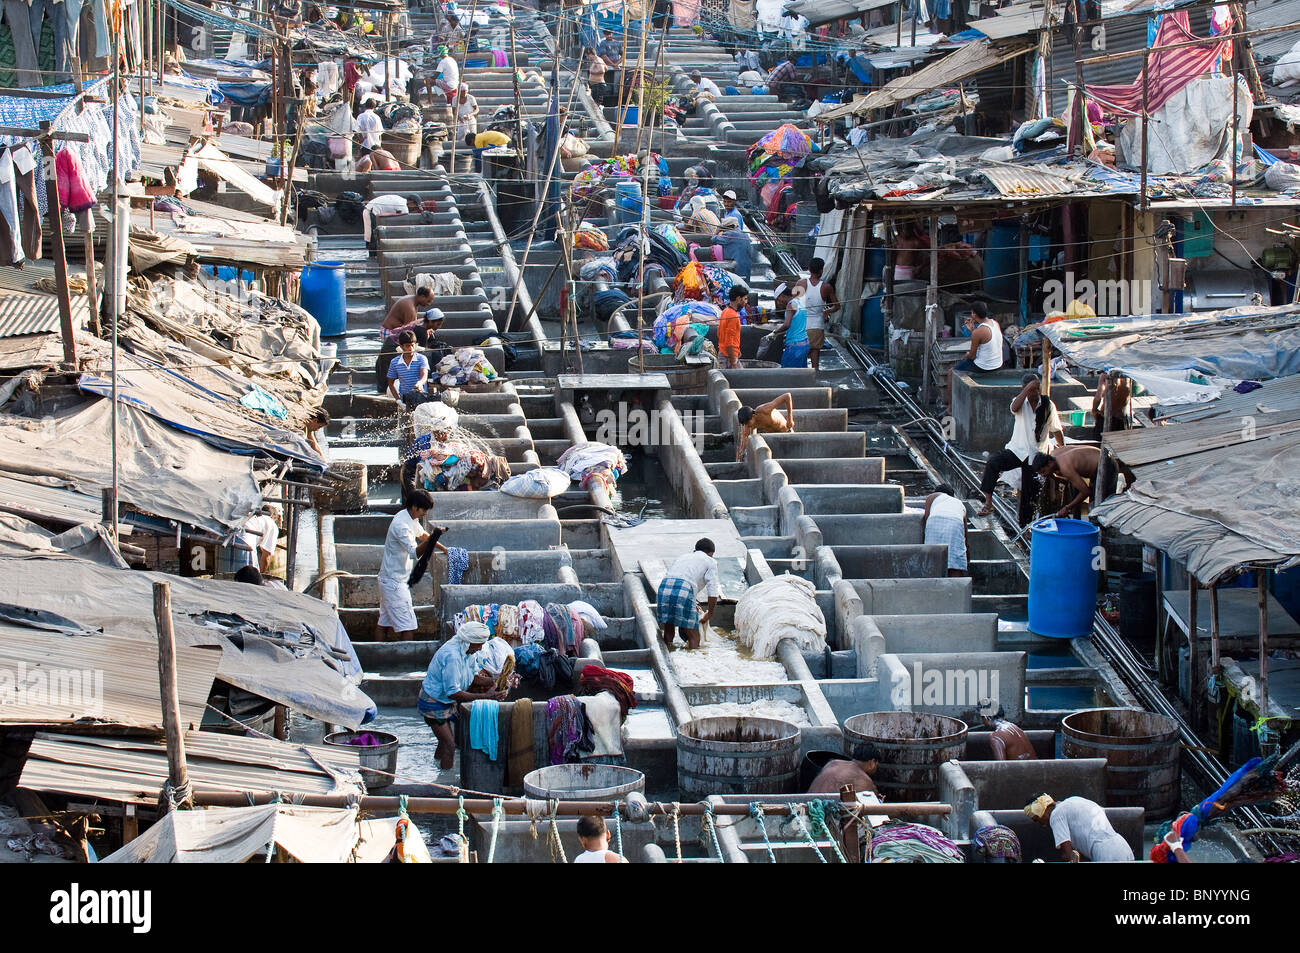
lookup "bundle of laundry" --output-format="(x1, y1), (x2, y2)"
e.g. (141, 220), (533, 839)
(514, 643), (576, 692)
(577, 665), (636, 720)
(454, 599), (605, 650)
(434, 348), (498, 387)
(403, 271), (463, 297)
(499, 467), (572, 499)
(556, 441), (628, 494)
(734, 573), (827, 659)
(410, 437), (508, 491)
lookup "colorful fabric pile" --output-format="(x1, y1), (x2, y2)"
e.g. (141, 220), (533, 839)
(454, 599), (605, 652)
(577, 665), (637, 720)
(868, 823), (965, 863)
(746, 124), (814, 228)
(434, 347), (498, 387)
(408, 437), (507, 492)
(545, 695), (595, 765)
(573, 222), (609, 251)
(971, 825), (1022, 862)
(569, 152), (664, 203)
(556, 441), (628, 494)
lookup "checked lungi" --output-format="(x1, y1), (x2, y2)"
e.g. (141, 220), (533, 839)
(656, 576), (699, 628)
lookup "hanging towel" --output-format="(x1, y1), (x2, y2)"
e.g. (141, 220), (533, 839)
(545, 695), (592, 765)
(446, 546), (469, 584)
(469, 698), (500, 760)
(11, 145), (41, 260)
(506, 697), (534, 786)
(579, 692), (624, 758)
(0, 149), (23, 267)
(55, 149), (95, 214)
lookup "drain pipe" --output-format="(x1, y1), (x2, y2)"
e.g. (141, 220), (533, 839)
(474, 176), (545, 345)
(559, 401), (614, 512)
(654, 396), (728, 519)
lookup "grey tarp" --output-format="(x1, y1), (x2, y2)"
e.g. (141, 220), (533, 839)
(1091, 409), (1300, 582)
(0, 555), (374, 728)
(0, 513), (130, 567)
(0, 399), (262, 535)
(1013, 305), (1300, 381)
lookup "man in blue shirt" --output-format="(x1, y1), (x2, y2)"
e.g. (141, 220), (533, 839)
(387, 330), (432, 409)
(418, 621), (506, 769)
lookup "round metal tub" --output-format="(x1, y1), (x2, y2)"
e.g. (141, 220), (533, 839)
(677, 716), (801, 798)
(323, 730), (399, 791)
(843, 711), (968, 801)
(523, 764), (646, 802)
(1061, 708), (1180, 818)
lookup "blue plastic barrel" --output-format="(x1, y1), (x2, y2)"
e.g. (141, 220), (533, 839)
(300, 261), (348, 337)
(614, 181), (642, 225)
(861, 294), (884, 347)
(1028, 517), (1101, 638)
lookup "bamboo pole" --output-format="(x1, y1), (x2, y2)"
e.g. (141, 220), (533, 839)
(446, 0), (481, 174)
(610, 0), (632, 146)
(152, 582), (192, 810)
(1188, 578), (1200, 727)
(1140, 46), (1149, 213)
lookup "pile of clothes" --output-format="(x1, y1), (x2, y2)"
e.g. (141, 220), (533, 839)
(569, 152), (668, 204)
(405, 435), (509, 492)
(433, 348), (498, 388)
(557, 442), (628, 494)
(454, 599), (607, 656)
(653, 300), (722, 358)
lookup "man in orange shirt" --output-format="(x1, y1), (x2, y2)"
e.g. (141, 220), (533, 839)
(718, 285), (747, 369)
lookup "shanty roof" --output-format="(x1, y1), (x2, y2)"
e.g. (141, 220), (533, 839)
(1092, 395), (1300, 581)
(101, 804), (400, 863)
(19, 731), (365, 806)
(1014, 305), (1300, 390)
(783, 0), (898, 27)
(0, 608), (221, 730)
(816, 39), (1037, 121)
(0, 554), (374, 728)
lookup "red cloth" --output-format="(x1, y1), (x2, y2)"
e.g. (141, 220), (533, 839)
(55, 150), (95, 213)
(577, 665), (637, 720)
(344, 60), (362, 92)
(1086, 11), (1229, 115)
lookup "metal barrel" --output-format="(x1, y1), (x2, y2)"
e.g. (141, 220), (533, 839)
(1061, 708), (1180, 818)
(843, 712), (968, 801)
(628, 354), (709, 393)
(677, 717), (801, 798)
(523, 764), (646, 802)
(323, 730), (400, 791)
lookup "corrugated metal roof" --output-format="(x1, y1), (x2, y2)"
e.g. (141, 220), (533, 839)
(20, 731), (366, 805)
(968, 6), (1055, 40)
(0, 292), (88, 339)
(1242, 0), (1300, 62)
(978, 164), (1079, 195)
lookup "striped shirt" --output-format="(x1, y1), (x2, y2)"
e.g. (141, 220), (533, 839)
(768, 61), (796, 87)
(387, 352), (429, 395)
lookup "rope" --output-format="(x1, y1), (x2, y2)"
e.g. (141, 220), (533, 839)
(488, 797), (504, 864)
(672, 802), (683, 863)
(612, 800), (624, 858)
(456, 795), (467, 841)
(702, 807), (723, 861)
(808, 800), (847, 864)
(549, 799), (567, 863)
(750, 803), (776, 863)
(790, 803), (827, 863)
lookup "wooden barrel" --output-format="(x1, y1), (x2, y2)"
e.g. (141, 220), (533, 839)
(1061, 708), (1180, 818)
(628, 354), (709, 394)
(382, 130), (421, 169)
(677, 717), (800, 798)
(843, 711), (968, 801)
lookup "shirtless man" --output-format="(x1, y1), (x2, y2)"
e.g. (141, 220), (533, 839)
(735, 392), (795, 461)
(381, 285), (436, 336)
(893, 222), (929, 281)
(355, 144), (401, 173)
(1090, 371), (1131, 442)
(807, 743), (880, 795)
(979, 702), (1037, 760)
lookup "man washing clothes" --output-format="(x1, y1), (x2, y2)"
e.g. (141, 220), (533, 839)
(376, 489), (448, 642)
(418, 620), (506, 770)
(657, 538), (721, 650)
(977, 373), (1064, 524)
(978, 701), (1037, 760)
(735, 392), (796, 461)
(1025, 794), (1134, 862)
(807, 742), (881, 795)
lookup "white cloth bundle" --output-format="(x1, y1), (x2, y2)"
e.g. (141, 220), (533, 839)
(734, 573), (827, 659)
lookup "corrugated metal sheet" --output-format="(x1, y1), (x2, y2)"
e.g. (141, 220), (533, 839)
(0, 292), (88, 339)
(0, 620), (220, 728)
(968, 6), (1054, 39)
(1242, 0), (1300, 62)
(20, 731), (366, 805)
(978, 164), (1079, 195)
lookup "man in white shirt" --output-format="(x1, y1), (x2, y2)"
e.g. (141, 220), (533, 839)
(435, 47), (460, 103)
(240, 505), (280, 575)
(735, 48), (761, 73)
(377, 490), (445, 641)
(690, 70), (720, 101)
(977, 373), (1064, 524)
(363, 192), (422, 245)
(656, 538), (722, 650)
(353, 96), (384, 154)
(1025, 794), (1135, 862)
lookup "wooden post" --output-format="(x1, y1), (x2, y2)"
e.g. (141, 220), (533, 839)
(39, 122), (77, 368)
(1040, 338), (1051, 396)
(273, 705), (288, 741)
(1209, 583), (1221, 675)
(1188, 578), (1200, 727)
(83, 231), (99, 336)
(1230, 32), (1239, 209)
(152, 581), (192, 810)
(1257, 568), (1270, 750)
(122, 803), (139, 844)
(1140, 46), (1149, 212)
(839, 785), (860, 863)
(1073, 0), (1085, 155)
(922, 215), (937, 405)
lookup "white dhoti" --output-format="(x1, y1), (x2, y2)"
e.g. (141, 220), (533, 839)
(378, 575), (418, 632)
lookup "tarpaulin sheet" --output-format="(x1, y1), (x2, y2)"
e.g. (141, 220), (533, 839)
(1013, 305), (1300, 383)
(0, 399), (261, 535)
(0, 555), (374, 727)
(1092, 419), (1300, 582)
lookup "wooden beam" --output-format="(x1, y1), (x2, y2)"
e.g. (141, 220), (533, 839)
(152, 581), (192, 811)
(39, 121), (77, 369)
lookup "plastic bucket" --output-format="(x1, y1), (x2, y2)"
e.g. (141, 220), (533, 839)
(300, 261), (348, 337)
(323, 730), (399, 790)
(1028, 517), (1101, 638)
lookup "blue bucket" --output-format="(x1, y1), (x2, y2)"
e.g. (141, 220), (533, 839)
(300, 261), (348, 337)
(1028, 517), (1101, 638)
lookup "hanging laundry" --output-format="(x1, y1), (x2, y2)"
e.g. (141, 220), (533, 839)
(446, 545), (469, 584)
(55, 149), (95, 214)
(10, 144), (40, 260)
(0, 149), (25, 268)
(469, 698), (500, 760)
